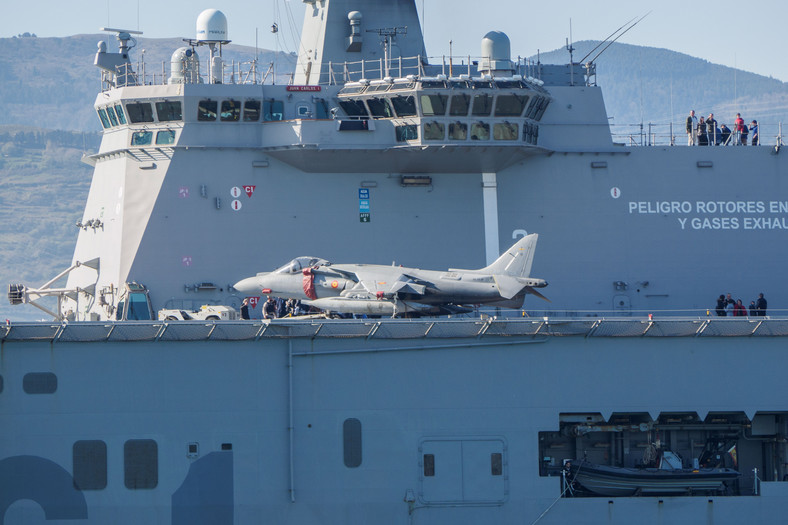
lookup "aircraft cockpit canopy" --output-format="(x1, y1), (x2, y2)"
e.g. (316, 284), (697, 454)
(274, 257), (330, 274)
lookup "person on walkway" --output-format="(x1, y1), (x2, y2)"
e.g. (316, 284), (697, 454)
(733, 299), (747, 316)
(750, 120), (759, 146)
(686, 110), (698, 145)
(735, 113), (745, 145)
(756, 293), (767, 316)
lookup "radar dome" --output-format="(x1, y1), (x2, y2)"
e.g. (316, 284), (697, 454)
(480, 31), (513, 76)
(196, 9), (228, 42)
(481, 31), (511, 62)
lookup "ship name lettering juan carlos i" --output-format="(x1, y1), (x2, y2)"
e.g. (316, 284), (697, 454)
(2, 1), (788, 523)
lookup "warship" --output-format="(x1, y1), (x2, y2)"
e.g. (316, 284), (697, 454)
(2, 1), (788, 523)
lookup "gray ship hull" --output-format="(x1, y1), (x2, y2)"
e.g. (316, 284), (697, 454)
(1, 318), (787, 524)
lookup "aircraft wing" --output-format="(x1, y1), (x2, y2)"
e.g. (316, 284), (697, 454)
(335, 266), (429, 296)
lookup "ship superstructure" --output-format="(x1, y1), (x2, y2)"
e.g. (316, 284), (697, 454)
(2, 1), (788, 524)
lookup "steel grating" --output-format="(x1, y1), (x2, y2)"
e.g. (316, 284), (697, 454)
(698, 320), (758, 337)
(209, 322), (264, 340)
(312, 321), (376, 338)
(426, 321), (486, 338)
(543, 320), (598, 336)
(372, 321), (433, 339)
(158, 322), (215, 341)
(3, 324), (61, 341)
(484, 320), (543, 336)
(261, 322), (322, 338)
(590, 320), (650, 337)
(107, 322), (163, 342)
(643, 320), (705, 337)
(751, 320), (788, 336)
(58, 323), (114, 342)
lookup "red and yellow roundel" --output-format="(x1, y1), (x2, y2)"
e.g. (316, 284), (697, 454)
(331, 280), (339, 288)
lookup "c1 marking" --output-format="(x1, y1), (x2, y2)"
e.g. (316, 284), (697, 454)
(244, 185), (256, 198)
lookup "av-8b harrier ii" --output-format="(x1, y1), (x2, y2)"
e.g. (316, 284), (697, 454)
(234, 234), (547, 316)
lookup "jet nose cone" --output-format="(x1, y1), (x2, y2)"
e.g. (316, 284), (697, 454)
(234, 274), (268, 295)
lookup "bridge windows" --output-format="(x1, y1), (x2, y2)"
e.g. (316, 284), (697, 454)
(366, 97), (394, 118)
(220, 100), (241, 121)
(131, 131), (153, 146)
(449, 93), (470, 116)
(243, 100), (261, 121)
(471, 93), (493, 116)
(156, 130), (176, 145)
(420, 94), (448, 116)
(395, 124), (418, 142)
(448, 122), (467, 140)
(493, 122), (518, 140)
(263, 99), (285, 121)
(390, 95), (417, 117)
(106, 106), (119, 126)
(338, 99), (368, 118)
(423, 121), (445, 140)
(126, 102), (154, 123)
(197, 100), (218, 121)
(155, 101), (182, 122)
(494, 94), (529, 117)
(114, 104), (127, 124)
(470, 122), (490, 141)
(97, 108), (111, 129)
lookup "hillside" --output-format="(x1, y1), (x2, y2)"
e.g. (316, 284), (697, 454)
(0, 127), (97, 321)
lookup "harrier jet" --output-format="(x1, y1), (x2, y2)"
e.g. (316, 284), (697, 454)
(234, 234), (547, 317)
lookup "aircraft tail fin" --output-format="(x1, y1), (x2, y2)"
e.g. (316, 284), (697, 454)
(481, 234), (538, 277)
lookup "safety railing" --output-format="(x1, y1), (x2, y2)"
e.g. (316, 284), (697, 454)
(4, 317), (788, 343)
(611, 122), (785, 148)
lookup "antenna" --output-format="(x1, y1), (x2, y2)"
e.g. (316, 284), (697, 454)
(586, 12), (651, 66)
(566, 19), (575, 86)
(366, 27), (408, 77)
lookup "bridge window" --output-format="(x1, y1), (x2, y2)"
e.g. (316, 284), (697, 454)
(423, 121), (445, 140)
(449, 93), (470, 116)
(243, 100), (261, 121)
(126, 102), (154, 123)
(97, 108), (111, 129)
(495, 94), (528, 117)
(197, 100), (218, 121)
(395, 124), (418, 142)
(525, 96), (542, 119)
(114, 104), (127, 124)
(523, 122), (539, 145)
(338, 99), (368, 118)
(23, 372), (57, 394)
(131, 131), (153, 146)
(220, 100), (241, 121)
(155, 130), (176, 145)
(124, 439), (158, 489)
(390, 95), (417, 117)
(494, 122), (518, 140)
(156, 101), (182, 121)
(449, 122), (467, 140)
(366, 97), (394, 118)
(106, 106), (119, 126)
(263, 99), (284, 121)
(471, 93), (493, 116)
(343, 418), (362, 468)
(470, 122), (490, 141)
(420, 94), (448, 116)
(73, 440), (107, 490)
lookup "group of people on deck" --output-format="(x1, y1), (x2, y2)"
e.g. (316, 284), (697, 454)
(715, 293), (767, 317)
(687, 110), (759, 146)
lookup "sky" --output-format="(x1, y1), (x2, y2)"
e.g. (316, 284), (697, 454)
(3, 0), (788, 82)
